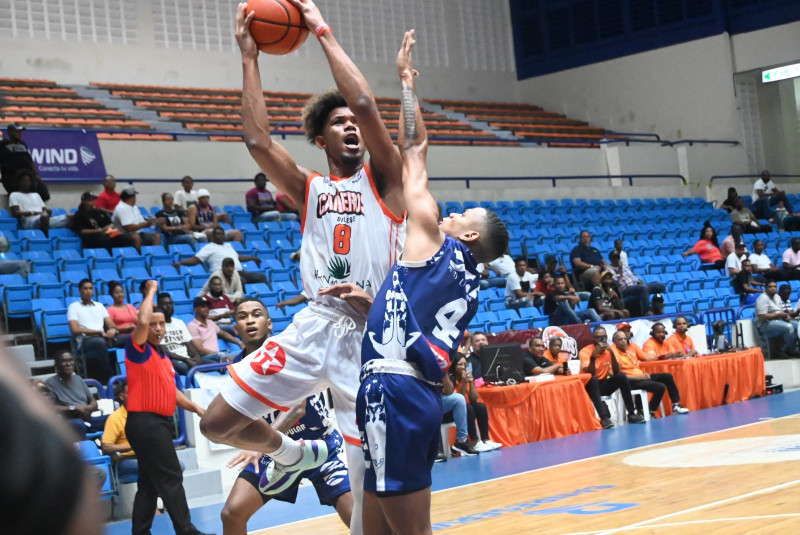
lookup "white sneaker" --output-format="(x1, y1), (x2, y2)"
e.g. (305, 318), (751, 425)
(258, 439), (328, 495)
(473, 441), (492, 452)
(486, 440), (503, 450)
(673, 403), (690, 414)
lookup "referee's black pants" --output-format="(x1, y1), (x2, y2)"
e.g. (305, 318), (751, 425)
(126, 411), (198, 535)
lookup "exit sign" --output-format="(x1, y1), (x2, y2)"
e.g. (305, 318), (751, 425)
(762, 63), (800, 83)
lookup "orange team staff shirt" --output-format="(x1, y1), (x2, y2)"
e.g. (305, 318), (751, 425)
(544, 348), (570, 364)
(642, 337), (670, 359)
(665, 332), (695, 355)
(579, 344), (613, 380)
(611, 346), (644, 377)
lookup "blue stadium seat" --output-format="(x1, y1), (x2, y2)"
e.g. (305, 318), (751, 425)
(42, 308), (71, 358)
(3, 283), (34, 330)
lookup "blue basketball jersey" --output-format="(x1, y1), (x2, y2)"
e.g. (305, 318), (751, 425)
(362, 235), (480, 383)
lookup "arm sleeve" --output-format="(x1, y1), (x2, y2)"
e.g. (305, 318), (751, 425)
(186, 322), (200, 339)
(505, 273), (521, 291)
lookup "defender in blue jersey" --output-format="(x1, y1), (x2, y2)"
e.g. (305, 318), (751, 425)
(220, 299), (352, 535)
(322, 32), (508, 534)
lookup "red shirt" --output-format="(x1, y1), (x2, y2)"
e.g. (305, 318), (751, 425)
(692, 239), (723, 263)
(95, 189), (121, 211)
(125, 338), (177, 417)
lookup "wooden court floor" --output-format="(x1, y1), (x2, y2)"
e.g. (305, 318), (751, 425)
(253, 415), (800, 534)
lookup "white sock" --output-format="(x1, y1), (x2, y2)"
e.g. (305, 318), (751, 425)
(268, 434), (303, 466)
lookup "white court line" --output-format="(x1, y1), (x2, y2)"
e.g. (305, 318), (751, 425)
(584, 478), (800, 535)
(558, 513), (800, 535)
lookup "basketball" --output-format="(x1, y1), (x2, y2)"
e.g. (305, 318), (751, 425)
(246, 0), (309, 55)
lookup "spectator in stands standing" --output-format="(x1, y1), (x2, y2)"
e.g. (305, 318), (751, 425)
(72, 191), (134, 252)
(156, 292), (205, 375)
(198, 257), (244, 303)
(67, 279), (130, 382)
(43, 350), (102, 438)
(8, 169), (68, 235)
(124, 280), (210, 535)
(505, 257), (540, 309)
(720, 224), (746, 259)
(544, 274), (601, 326)
(725, 242), (748, 277)
(0, 123), (46, 197)
(607, 250), (665, 316)
(175, 226), (267, 286)
(95, 174), (121, 214)
(781, 238), (800, 280)
(570, 230), (606, 289)
(642, 322), (682, 360)
(156, 192), (204, 248)
(750, 239), (784, 281)
(188, 188), (242, 242)
(733, 259), (764, 305)
(752, 170), (792, 220)
(731, 197), (772, 234)
(664, 316), (700, 357)
(682, 222), (724, 269)
(720, 187), (739, 213)
(246, 172), (297, 222)
(174, 175), (199, 210)
(188, 297), (243, 360)
(106, 281), (138, 334)
(611, 330), (689, 417)
(589, 270), (629, 320)
(448, 354), (501, 452)
(113, 186), (162, 251)
(755, 280), (800, 359)
(579, 327), (645, 425)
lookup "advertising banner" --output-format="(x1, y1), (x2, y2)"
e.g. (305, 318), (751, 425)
(25, 129), (106, 181)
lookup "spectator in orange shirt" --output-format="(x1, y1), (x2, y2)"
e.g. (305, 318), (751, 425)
(579, 327), (645, 424)
(95, 174), (121, 214)
(611, 330), (689, 418)
(682, 223), (725, 269)
(664, 316), (699, 357)
(641, 322), (683, 360)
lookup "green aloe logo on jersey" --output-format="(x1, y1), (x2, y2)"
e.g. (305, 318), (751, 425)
(328, 256), (351, 279)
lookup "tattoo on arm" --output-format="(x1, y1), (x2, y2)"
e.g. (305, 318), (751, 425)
(401, 87), (418, 144)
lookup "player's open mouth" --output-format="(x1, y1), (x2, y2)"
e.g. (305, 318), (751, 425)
(344, 133), (359, 149)
(247, 327), (259, 336)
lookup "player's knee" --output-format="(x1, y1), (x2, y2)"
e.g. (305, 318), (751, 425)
(199, 407), (228, 442)
(220, 502), (246, 529)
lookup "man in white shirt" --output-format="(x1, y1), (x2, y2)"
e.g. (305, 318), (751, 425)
(505, 257), (540, 309)
(8, 170), (67, 234)
(198, 257), (244, 302)
(755, 280), (800, 358)
(781, 238), (800, 281)
(174, 175), (199, 209)
(156, 292), (205, 375)
(67, 279), (129, 382)
(173, 226), (267, 285)
(752, 170), (792, 219)
(112, 186), (161, 251)
(477, 253), (515, 289)
(725, 242), (747, 277)
(749, 239), (784, 281)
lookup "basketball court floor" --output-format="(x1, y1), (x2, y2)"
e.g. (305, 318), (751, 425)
(106, 389), (800, 534)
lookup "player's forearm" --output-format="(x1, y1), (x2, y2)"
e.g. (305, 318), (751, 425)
(319, 32), (376, 116)
(241, 59), (272, 150)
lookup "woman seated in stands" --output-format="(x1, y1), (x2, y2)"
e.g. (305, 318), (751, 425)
(448, 354), (502, 452)
(682, 222), (725, 269)
(155, 192), (205, 248)
(106, 281), (138, 334)
(71, 191), (134, 252)
(589, 270), (629, 320)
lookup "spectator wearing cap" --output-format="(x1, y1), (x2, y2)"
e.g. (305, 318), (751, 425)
(1, 122), (47, 198)
(570, 230), (607, 290)
(246, 172), (296, 222)
(505, 257), (541, 309)
(174, 226), (267, 286)
(112, 186), (161, 251)
(725, 242), (749, 277)
(187, 188), (241, 242)
(72, 191), (134, 252)
(645, 293), (665, 316)
(588, 270), (629, 320)
(8, 169), (68, 235)
(607, 250), (666, 317)
(174, 175), (199, 210)
(187, 297), (242, 361)
(95, 174), (121, 214)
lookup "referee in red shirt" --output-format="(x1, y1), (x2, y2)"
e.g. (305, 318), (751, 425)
(125, 280), (212, 535)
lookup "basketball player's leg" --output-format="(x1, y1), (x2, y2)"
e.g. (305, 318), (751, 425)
(220, 477), (267, 535)
(333, 492), (355, 527)
(377, 488), (433, 535)
(200, 394), (283, 452)
(362, 491), (392, 535)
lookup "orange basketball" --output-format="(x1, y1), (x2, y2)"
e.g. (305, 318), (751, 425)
(246, 0), (309, 55)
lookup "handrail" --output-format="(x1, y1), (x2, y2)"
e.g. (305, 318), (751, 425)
(599, 138), (669, 146)
(708, 174), (800, 187)
(428, 174), (687, 189)
(668, 140), (740, 147)
(604, 131), (661, 141)
(587, 312), (701, 329)
(184, 362), (230, 389)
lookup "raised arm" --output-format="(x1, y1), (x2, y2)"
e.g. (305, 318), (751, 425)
(395, 30), (441, 263)
(132, 280), (158, 346)
(236, 4), (308, 210)
(290, 0), (403, 213)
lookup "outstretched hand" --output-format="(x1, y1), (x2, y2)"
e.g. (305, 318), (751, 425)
(397, 30), (419, 82)
(287, 0), (325, 31)
(235, 3), (258, 60)
(319, 283), (373, 315)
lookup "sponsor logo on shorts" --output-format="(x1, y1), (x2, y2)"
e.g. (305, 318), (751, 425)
(249, 341), (287, 376)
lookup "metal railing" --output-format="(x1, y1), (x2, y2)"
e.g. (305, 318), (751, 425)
(708, 174), (800, 188)
(429, 174), (687, 189)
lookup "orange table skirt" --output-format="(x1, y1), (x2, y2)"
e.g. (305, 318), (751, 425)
(477, 374), (601, 447)
(640, 348), (766, 415)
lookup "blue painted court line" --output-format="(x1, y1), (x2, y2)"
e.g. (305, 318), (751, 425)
(105, 390), (799, 534)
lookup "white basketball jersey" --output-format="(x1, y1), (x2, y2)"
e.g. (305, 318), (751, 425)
(300, 164), (406, 317)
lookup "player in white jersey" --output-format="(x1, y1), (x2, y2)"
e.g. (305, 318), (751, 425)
(199, 3), (404, 534)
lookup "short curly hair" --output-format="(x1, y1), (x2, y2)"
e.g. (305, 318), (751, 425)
(301, 88), (348, 144)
